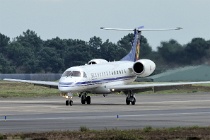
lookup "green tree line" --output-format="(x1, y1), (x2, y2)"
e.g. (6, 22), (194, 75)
(0, 30), (210, 73)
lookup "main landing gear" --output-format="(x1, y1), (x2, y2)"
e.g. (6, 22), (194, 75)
(80, 92), (91, 105)
(126, 90), (136, 105)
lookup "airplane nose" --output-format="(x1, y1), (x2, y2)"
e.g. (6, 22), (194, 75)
(58, 82), (73, 92)
(59, 82), (73, 87)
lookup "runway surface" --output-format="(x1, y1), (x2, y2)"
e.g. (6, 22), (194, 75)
(1, 92), (210, 133)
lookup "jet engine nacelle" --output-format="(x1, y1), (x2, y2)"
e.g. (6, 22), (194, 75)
(88, 59), (108, 65)
(132, 59), (156, 77)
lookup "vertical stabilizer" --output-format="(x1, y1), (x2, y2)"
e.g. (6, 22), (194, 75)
(100, 26), (182, 62)
(121, 26), (143, 62)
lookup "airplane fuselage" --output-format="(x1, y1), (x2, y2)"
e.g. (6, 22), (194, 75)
(58, 61), (137, 94)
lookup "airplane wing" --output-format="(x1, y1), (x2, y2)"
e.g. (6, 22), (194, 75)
(3, 78), (58, 89)
(109, 81), (210, 92)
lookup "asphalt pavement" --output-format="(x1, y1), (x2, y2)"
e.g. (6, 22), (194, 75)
(1, 92), (210, 133)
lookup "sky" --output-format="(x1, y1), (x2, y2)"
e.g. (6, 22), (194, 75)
(0, 0), (210, 50)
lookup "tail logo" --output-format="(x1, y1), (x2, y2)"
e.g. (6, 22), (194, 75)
(135, 40), (140, 61)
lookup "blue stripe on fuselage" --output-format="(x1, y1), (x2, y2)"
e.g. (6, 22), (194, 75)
(59, 76), (136, 87)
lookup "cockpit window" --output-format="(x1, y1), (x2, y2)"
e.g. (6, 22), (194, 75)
(62, 71), (82, 77)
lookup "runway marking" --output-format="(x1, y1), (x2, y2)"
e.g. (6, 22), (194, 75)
(0, 100), (61, 103)
(140, 99), (210, 104)
(1, 111), (210, 121)
(121, 111), (210, 117)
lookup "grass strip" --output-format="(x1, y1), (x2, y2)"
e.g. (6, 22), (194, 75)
(1, 126), (210, 140)
(0, 81), (59, 98)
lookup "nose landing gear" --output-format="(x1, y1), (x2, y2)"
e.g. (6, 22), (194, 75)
(64, 93), (73, 106)
(66, 99), (73, 106)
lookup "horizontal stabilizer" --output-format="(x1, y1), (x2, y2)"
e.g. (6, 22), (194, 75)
(100, 27), (182, 32)
(100, 27), (134, 31)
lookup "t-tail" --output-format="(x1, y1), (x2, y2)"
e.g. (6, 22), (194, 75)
(101, 26), (182, 62)
(120, 26), (143, 62)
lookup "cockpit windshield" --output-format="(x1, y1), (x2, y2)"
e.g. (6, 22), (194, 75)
(62, 71), (81, 77)
(62, 71), (87, 77)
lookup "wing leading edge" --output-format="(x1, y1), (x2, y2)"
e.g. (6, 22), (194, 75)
(4, 78), (58, 89)
(109, 81), (210, 92)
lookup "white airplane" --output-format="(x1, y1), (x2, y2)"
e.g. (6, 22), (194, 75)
(4, 26), (210, 106)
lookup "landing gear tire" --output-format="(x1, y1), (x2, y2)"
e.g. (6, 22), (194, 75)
(80, 93), (91, 105)
(66, 100), (70, 106)
(125, 90), (136, 105)
(66, 100), (73, 106)
(126, 98), (130, 105)
(81, 95), (86, 104)
(69, 100), (73, 106)
(131, 98), (136, 105)
(86, 96), (91, 104)
(65, 93), (73, 106)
